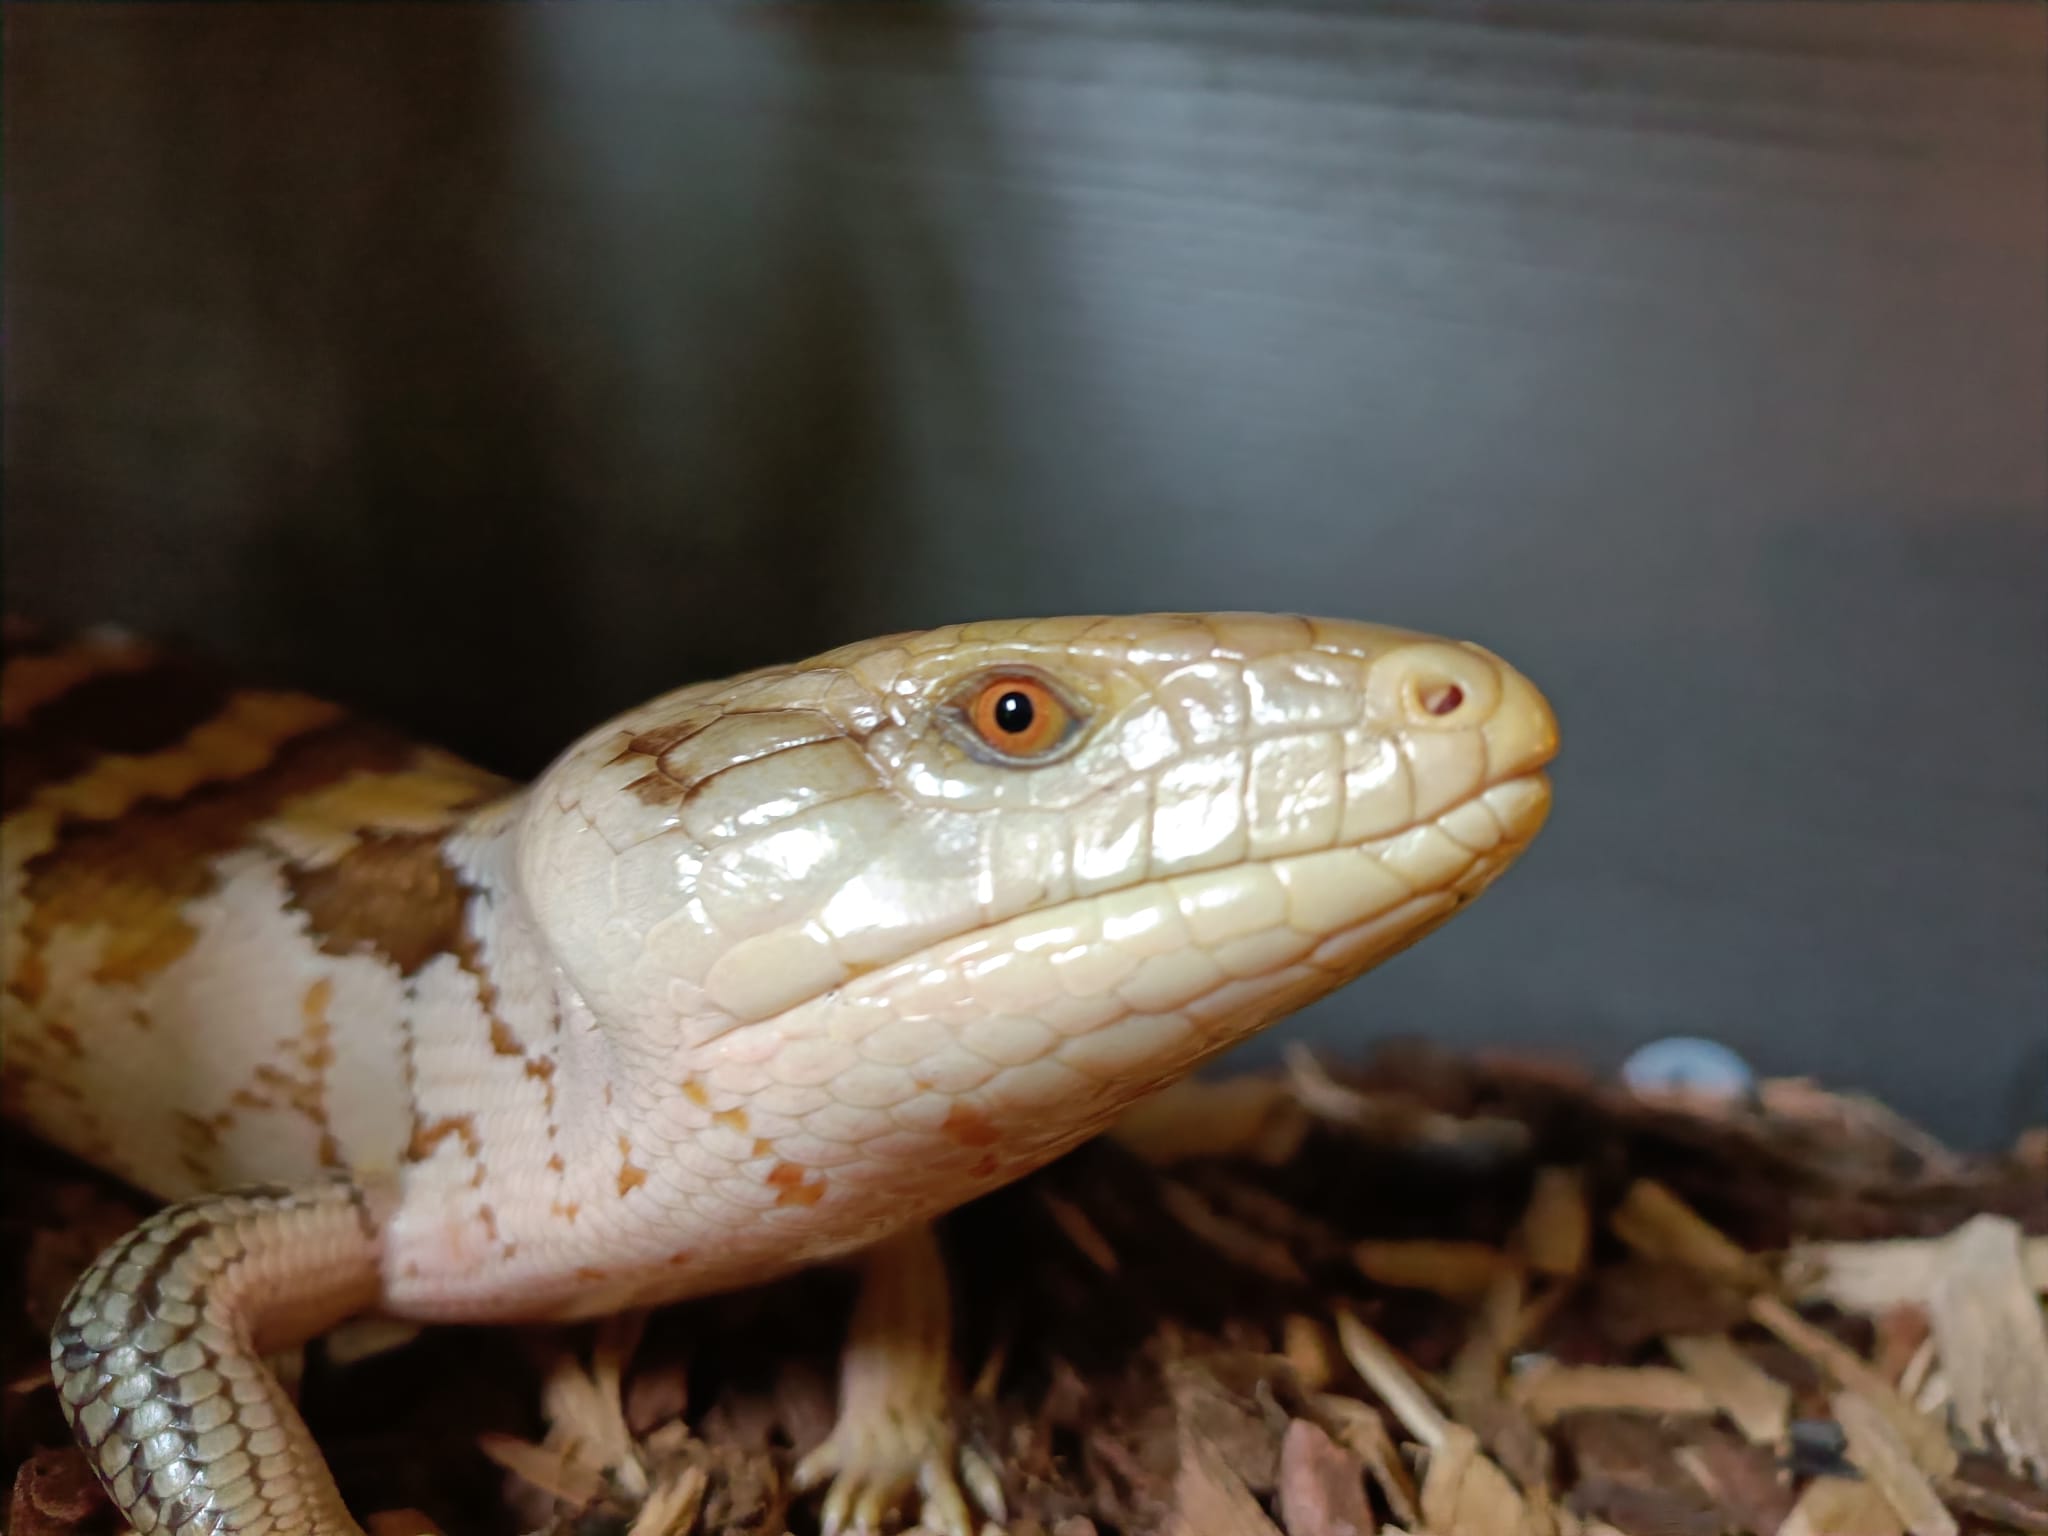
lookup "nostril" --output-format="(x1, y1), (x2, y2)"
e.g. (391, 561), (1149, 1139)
(1370, 643), (1503, 732)
(1418, 680), (1464, 717)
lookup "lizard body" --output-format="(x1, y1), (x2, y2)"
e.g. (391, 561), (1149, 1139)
(1, 611), (1558, 1534)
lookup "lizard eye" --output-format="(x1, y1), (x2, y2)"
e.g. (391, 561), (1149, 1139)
(953, 672), (1080, 762)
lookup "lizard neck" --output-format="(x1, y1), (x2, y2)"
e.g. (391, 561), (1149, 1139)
(386, 789), (620, 1247)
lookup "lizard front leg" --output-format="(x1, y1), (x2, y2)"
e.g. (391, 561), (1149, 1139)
(794, 1222), (982, 1536)
(50, 1177), (388, 1536)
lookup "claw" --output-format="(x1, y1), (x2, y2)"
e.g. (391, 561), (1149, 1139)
(796, 1417), (972, 1536)
(794, 1223), (982, 1536)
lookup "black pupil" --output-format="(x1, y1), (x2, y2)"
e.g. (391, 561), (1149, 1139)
(993, 690), (1035, 734)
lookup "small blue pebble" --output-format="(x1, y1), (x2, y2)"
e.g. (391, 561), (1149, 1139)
(1622, 1036), (1756, 1099)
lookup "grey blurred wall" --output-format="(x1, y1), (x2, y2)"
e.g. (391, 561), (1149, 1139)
(5, 2), (2044, 1143)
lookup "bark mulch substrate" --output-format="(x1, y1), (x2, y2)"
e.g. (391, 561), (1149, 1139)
(7, 1040), (2046, 1536)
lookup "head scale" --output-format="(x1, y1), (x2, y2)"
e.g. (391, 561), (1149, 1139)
(516, 613), (1556, 1235)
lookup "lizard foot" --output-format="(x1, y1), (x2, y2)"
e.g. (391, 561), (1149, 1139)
(791, 1222), (982, 1536)
(793, 1408), (972, 1536)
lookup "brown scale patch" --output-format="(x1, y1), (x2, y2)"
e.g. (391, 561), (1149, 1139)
(284, 831), (472, 977)
(285, 830), (558, 1145)
(942, 1102), (1002, 1149)
(666, 1250), (693, 1267)
(0, 648), (236, 814)
(2, 635), (155, 728)
(10, 715), (428, 1003)
(408, 1114), (480, 1162)
(680, 1079), (709, 1107)
(547, 1153), (565, 1174)
(298, 977), (342, 1167)
(767, 1161), (827, 1208)
(553, 1199), (581, 1224)
(174, 1106), (229, 1185)
(525, 1055), (558, 1113)
(575, 1266), (609, 1282)
(619, 716), (712, 763)
(712, 1106), (748, 1133)
(617, 1137), (648, 1197)
(478, 1205), (499, 1240)
(621, 715), (847, 810)
(752, 1136), (773, 1157)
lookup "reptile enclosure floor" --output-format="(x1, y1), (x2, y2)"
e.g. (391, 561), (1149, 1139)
(7, 1042), (2046, 1536)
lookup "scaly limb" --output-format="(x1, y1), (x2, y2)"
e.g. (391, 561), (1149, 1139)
(51, 1177), (387, 1536)
(793, 1222), (982, 1536)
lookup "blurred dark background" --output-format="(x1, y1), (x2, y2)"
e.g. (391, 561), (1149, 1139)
(5, 3), (2043, 1144)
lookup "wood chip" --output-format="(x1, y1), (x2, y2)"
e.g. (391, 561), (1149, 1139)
(1284, 1314), (1337, 1393)
(1776, 1474), (1906, 1536)
(1278, 1418), (1374, 1536)
(1168, 1434), (1286, 1536)
(1114, 1074), (1306, 1166)
(1671, 1428), (1798, 1535)
(1833, 1392), (1958, 1536)
(7, 1448), (104, 1536)
(1354, 1239), (1518, 1301)
(1419, 1423), (1534, 1536)
(1748, 1295), (1957, 1478)
(13, 1038), (2037, 1536)
(1609, 1181), (1771, 1290)
(1161, 1179), (1309, 1283)
(1874, 1306), (1933, 1391)
(1935, 1457), (2048, 1534)
(1519, 1167), (1591, 1279)
(1758, 1080), (1968, 1176)
(1926, 1213), (2048, 1479)
(537, 1334), (647, 1498)
(476, 1431), (608, 1508)
(1283, 1045), (1530, 1162)
(1042, 1190), (1121, 1272)
(1333, 1307), (1447, 1449)
(1442, 1281), (1556, 1505)
(1447, 1272), (1529, 1404)
(1664, 1334), (1792, 1444)
(623, 1466), (707, 1536)
(1564, 1476), (1721, 1536)
(1312, 1393), (1420, 1530)
(1786, 1233), (2048, 1311)
(1510, 1364), (1714, 1426)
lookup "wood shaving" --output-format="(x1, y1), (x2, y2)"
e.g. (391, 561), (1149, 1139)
(1509, 1363), (1715, 1426)
(6, 1043), (2040, 1536)
(1834, 1391), (1959, 1536)
(1664, 1334), (1792, 1444)
(1610, 1180), (1772, 1291)
(1926, 1214), (2048, 1480)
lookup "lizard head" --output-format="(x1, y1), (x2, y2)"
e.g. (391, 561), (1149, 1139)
(517, 614), (1556, 1239)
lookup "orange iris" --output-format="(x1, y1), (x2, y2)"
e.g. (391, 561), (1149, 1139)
(966, 675), (1069, 758)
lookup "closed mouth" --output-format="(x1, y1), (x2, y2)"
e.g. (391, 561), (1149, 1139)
(766, 766), (1556, 1027)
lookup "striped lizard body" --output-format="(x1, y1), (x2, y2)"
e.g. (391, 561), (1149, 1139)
(2, 611), (1558, 1536)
